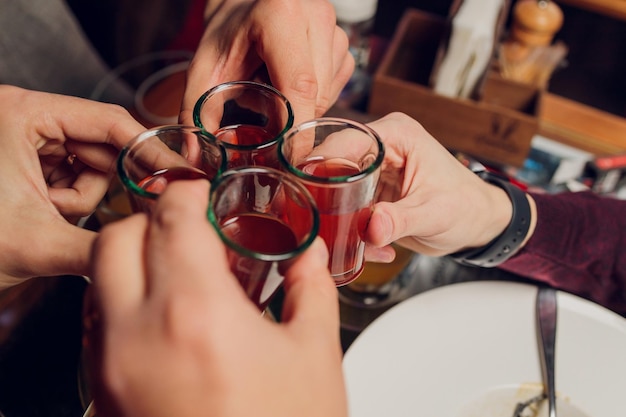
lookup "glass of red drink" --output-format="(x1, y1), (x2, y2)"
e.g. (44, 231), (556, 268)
(193, 81), (294, 169)
(89, 50), (193, 128)
(118, 125), (227, 214)
(277, 118), (384, 286)
(208, 167), (319, 311)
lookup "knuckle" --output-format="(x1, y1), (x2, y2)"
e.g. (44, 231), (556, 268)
(151, 199), (181, 229)
(289, 72), (319, 102)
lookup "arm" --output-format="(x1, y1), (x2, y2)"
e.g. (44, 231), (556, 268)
(500, 191), (626, 315)
(363, 112), (626, 315)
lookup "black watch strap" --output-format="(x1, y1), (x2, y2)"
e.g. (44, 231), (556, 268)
(449, 171), (531, 268)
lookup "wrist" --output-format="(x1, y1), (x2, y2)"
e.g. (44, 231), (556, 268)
(450, 172), (533, 267)
(472, 179), (514, 248)
(477, 185), (537, 252)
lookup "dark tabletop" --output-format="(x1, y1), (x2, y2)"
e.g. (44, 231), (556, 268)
(0, 276), (88, 417)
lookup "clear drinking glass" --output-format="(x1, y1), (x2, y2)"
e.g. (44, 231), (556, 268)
(208, 167), (319, 311)
(277, 117), (384, 286)
(90, 50), (192, 127)
(118, 125), (227, 214)
(193, 81), (294, 169)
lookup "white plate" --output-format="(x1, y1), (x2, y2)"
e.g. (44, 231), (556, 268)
(343, 281), (626, 417)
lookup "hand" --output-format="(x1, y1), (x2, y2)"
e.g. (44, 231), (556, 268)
(363, 112), (516, 260)
(0, 85), (144, 288)
(180, 0), (354, 125)
(85, 180), (347, 417)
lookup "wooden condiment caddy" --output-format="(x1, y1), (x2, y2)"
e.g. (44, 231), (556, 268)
(368, 8), (540, 167)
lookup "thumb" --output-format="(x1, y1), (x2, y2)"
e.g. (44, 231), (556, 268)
(367, 200), (449, 256)
(280, 238), (339, 337)
(365, 200), (408, 248)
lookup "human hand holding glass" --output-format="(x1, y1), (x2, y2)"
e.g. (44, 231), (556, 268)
(0, 86), (144, 289)
(181, 0), (354, 125)
(362, 112), (523, 258)
(90, 51), (193, 225)
(84, 180), (347, 417)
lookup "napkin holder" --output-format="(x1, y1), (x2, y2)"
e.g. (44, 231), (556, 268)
(368, 8), (540, 167)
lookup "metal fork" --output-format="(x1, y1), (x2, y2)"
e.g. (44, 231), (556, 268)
(512, 286), (558, 417)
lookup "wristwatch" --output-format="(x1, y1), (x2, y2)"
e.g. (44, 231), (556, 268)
(449, 170), (531, 268)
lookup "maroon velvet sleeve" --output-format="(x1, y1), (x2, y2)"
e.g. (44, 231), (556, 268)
(499, 191), (626, 316)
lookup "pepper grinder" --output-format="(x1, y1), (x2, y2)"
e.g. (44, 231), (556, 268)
(510, 0), (564, 47)
(499, 0), (566, 86)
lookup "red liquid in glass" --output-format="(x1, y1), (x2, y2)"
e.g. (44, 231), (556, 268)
(131, 167), (208, 213)
(297, 158), (366, 286)
(215, 125), (278, 168)
(221, 213), (298, 310)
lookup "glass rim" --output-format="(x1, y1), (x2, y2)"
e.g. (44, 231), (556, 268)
(277, 117), (385, 184)
(208, 166), (320, 262)
(192, 81), (294, 151)
(89, 49), (193, 102)
(117, 124), (226, 200)
(134, 60), (190, 126)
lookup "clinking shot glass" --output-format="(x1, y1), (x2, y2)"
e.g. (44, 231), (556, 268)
(117, 125), (226, 214)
